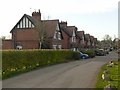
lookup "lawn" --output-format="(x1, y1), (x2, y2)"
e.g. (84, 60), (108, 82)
(96, 60), (119, 89)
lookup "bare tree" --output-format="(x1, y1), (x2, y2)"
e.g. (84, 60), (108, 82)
(35, 21), (50, 49)
(35, 20), (43, 49)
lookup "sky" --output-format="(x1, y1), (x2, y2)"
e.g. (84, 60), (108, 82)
(0, 0), (119, 40)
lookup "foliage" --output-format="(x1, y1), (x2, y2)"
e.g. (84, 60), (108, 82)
(2, 50), (79, 79)
(96, 61), (119, 89)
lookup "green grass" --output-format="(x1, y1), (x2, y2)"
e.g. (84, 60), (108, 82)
(96, 61), (119, 89)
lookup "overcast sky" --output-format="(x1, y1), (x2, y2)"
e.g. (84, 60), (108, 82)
(0, 0), (119, 40)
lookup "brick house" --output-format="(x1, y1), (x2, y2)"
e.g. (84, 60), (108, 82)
(93, 38), (98, 48)
(76, 31), (85, 49)
(60, 21), (78, 50)
(90, 36), (94, 48)
(84, 34), (98, 48)
(84, 34), (91, 48)
(2, 10), (63, 49)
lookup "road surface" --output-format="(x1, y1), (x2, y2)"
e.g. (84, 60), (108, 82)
(3, 52), (118, 88)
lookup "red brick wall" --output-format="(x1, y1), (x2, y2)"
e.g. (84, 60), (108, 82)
(12, 28), (39, 41)
(11, 28), (40, 49)
(20, 41), (39, 49)
(2, 40), (13, 49)
(61, 30), (70, 49)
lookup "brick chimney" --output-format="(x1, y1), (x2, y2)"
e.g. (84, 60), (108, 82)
(60, 21), (67, 28)
(32, 9), (41, 21)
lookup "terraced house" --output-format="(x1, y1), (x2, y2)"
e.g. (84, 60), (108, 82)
(60, 21), (78, 50)
(2, 10), (98, 50)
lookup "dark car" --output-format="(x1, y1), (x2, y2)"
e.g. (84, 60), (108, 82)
(79, 52), (89, 59)
(95, 49), (106, 56)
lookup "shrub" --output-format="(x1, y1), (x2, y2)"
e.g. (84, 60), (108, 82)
(2, 49), (79, 79)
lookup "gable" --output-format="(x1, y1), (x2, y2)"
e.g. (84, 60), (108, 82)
(16, 16), (35, 29)
(53, 23), (63, 40)
(10, 14), (35, 33)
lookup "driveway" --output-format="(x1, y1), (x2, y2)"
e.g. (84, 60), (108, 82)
(2, 52), (118, 88)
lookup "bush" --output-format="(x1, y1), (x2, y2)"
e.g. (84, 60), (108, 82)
(2, 49), (79, 79)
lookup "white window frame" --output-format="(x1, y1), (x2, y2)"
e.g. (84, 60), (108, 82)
(53, 45), (57, 49)
(72, 37), (76, 43)
(58, 45), (62, 49)
(53, 31), (57, 39)
(58, 32), (61, 40)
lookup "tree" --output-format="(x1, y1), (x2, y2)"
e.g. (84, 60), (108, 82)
(101, 34), (113, 49)
(35, 21), (50, 49)
(103, 34), (112, 41)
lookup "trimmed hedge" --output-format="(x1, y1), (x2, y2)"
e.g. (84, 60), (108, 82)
(2, 49), (79, 79)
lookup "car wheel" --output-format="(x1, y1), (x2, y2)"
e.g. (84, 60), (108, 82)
(82, 56), (85, 59)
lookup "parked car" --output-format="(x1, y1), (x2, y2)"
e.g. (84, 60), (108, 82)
(105, 49), (109, 54)
(95, 49), (106, 56)
(79, 52), (89, 59)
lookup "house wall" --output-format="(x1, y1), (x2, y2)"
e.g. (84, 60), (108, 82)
(12, 28), (39, 41)
(2, 40), (13, 49)
(61, 30), (69, 49)
(11, 28), (40, 49)
(19, 41), (39, 49)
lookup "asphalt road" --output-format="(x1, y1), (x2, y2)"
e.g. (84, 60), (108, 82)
(3, 51), (118, 88)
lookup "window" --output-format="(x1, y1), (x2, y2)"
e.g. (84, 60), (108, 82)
(58, 32), (61, 40)
(53, 45), (57, 49)
(72, 37), (76, 43)
(53, 31), (57, 39)
(58, 45), (61, 49)
(82, 36), (85, 44)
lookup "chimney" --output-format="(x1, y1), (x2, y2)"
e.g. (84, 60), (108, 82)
(32, 9), (41, 21)
(60, 21), (67, 28)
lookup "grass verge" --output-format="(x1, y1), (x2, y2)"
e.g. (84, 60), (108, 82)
(96, 60), (119, 89)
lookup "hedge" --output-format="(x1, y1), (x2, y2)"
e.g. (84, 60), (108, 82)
(2, 49), (79, 79)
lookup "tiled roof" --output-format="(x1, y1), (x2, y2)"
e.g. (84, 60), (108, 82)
(65, 26), (77, 37)
(42, 20), (59, 38)
(60, 25), (77, 37)
(77, 31), (84, 38)
(85, 34), (90, 41)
